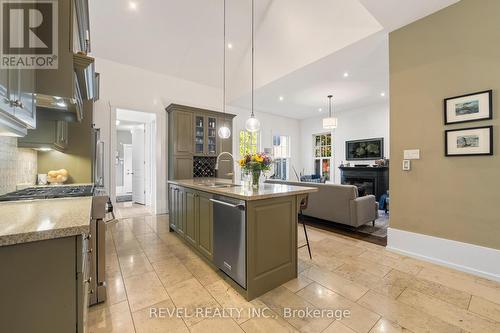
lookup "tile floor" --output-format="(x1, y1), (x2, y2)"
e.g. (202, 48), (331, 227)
(87, 211), (500, 333)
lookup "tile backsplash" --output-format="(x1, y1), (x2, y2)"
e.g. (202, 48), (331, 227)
(17, 148), (37, 185)
(0, 138), (37, 195)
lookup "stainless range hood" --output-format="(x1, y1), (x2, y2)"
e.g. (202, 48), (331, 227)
(35, 53), (96, 123)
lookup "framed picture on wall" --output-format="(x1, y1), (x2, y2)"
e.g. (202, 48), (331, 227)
(445, 126), (493, 156)
(444, 90), (492, 124)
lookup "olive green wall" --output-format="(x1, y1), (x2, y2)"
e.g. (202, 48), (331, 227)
(37, 102), (93, 184)
(389, 0), (500, 250)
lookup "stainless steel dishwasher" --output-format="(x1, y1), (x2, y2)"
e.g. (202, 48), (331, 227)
(211, 195), (246, 288)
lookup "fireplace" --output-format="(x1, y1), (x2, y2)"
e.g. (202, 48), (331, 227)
(339, 166), (388, 201)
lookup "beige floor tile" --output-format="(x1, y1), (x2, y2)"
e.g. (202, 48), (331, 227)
(157, 231), (184, 246)
(142, 244), (175, 263)
(168, 242), (200, 262)
(123, 271), (169, 312)
(298, 258), (313, 274)
(398, 288), (500, 333)
(282, 274), (313, 293)
(358, 251), (422, 276)
(118, 253), (154, 278)
(167, 277), (220, 326)
(190, 317), (244, 333)
(86, 301), (135, 333)
(184, 257), (222, 286)
(297, 282), (380, 333)
(106, 252), (120, 273)
(384, 270), (471, 309)
(152, 256), (194, 288)
(308, 252), (345, 272)
(303, 266), (369, 301)
(105, 269), (128, 305)
(240, 314), (299, 333)
(135, 233), (165, 248)
(336, 257), (393, 278)
(358, 290), (461, 333)
(369, 318), (412, 333)
(132, 299), (189, 333)
(258, 286), (334, 333)
(469, 296), (500, 322)
(418, 267), (500, 305)
(322, 321), (357, 333)
(333, 266), (407, 299)
(205, 279), (260, 324)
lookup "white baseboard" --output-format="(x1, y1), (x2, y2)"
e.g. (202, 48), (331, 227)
(387, 227), (500, 282)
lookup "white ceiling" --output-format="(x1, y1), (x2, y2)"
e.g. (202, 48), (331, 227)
(90, 0), (460, 119)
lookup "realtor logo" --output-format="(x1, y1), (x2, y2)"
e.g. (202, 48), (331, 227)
(1, 0), (58, 69)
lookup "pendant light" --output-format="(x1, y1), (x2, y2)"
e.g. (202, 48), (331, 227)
(218, 0), (231, 139)
(245, 0), (260, 133)
(323, 94), (338, 129)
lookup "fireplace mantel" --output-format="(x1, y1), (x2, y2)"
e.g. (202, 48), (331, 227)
(339, 166), (389, 201)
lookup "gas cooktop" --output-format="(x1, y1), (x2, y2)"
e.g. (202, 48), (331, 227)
(0, 185), (94, 202)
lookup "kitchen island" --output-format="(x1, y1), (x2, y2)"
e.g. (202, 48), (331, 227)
(168, 178), (317, 300)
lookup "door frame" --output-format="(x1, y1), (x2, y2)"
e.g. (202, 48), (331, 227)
(123, 144), (133, 194)
(111, 107), (158, 212)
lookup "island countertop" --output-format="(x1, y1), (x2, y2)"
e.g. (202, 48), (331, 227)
(168, 178), (317, 200)
(0, 197), (92, 247)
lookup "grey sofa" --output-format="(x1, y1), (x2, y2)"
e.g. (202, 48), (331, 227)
(266, 179), (379, 228)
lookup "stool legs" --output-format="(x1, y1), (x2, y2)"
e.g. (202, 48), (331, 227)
(298, 210), (312, 260)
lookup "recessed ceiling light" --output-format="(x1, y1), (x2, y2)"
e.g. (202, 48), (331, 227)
(128, 1), (138, 10)
(318, 108), (323, 112)
(116, 120), (120, 125)
(343, 72), (349, 78)
(380, 92), (386, 97)
(227, 43), (233, 49)
(279, 96), (284, 101)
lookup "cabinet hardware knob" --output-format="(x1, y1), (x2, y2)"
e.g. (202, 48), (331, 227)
(89, 289), (94, 295)
(84, 277), (92, 284)
(88, 248), (93, 254)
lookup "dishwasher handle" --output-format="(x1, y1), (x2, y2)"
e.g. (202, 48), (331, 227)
(210, 198), (245, 210)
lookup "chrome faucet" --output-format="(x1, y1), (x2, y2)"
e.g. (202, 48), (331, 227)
(215, 152), (235, 180)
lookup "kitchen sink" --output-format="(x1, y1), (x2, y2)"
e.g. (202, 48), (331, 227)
(202, 182), (241, 188)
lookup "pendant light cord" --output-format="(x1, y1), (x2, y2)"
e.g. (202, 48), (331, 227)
(251, 0), (255, 118)
(223, 0), (226, 124)
(328, 94), (333, 118)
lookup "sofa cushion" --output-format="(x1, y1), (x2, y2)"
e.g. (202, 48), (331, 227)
(266, 179), (359, 225)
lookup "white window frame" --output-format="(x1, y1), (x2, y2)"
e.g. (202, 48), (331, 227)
(273, 135), (291, 180)
(313, 132), (334, 182)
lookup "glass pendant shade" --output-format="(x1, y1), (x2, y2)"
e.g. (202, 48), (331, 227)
(245, 115), (260, 132)
(322, 117), (338, 129)
(218, 125), (231, 139)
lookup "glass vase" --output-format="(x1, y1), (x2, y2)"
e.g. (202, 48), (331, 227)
(252, 170), (261, 189)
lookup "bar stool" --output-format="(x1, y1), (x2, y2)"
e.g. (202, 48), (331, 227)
(298, 196), (312, 259)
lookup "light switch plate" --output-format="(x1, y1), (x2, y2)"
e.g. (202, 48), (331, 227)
(404, 149), (420, 160)
(402, 160), (411, 171)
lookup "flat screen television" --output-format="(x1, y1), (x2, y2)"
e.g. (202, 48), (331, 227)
(346, 138), (384, 160)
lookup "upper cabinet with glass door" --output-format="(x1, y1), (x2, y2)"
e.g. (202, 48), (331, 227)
(194, 115), (205, 154)
(207, 117), (217, 155)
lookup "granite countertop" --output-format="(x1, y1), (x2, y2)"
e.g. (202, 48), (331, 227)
(168, 178), (317, 201)
(0, 197), (93, 247)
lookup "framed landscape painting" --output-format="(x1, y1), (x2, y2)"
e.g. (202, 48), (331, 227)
(444, 90), (492, 124)
(445, 126), (493, 156)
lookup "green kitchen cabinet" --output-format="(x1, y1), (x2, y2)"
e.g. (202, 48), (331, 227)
(197, 191), (213, 260)
(185, 190), (197, 246)
(18, 118), (69, 151)
(176, 187), (185, 237)
(169, 185), (177, 231)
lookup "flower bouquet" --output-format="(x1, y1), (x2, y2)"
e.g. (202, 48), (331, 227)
(239, 153), (272, 188)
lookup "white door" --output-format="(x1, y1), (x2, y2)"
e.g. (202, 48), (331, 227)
(132, 127), (146, 204)
(123, 144), (133, 193)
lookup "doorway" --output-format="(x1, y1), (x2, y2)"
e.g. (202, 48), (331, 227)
(115, 109), (156, 214)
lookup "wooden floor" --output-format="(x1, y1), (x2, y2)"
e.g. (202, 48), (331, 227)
(86, 209), (500, 332)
